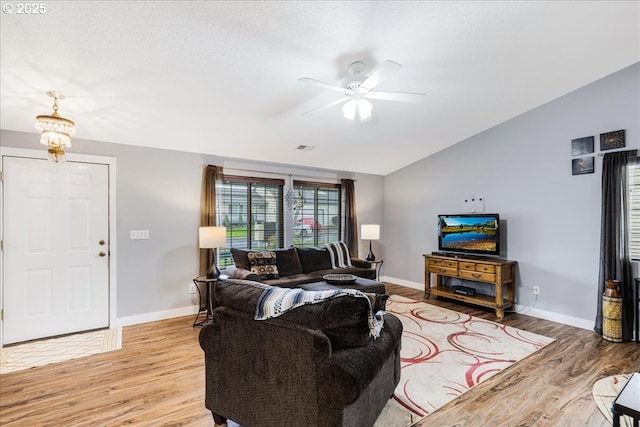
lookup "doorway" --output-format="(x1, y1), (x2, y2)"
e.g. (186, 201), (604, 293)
(1, 148), (117, 345)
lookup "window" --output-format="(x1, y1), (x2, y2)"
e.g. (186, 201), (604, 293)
(217, 175), (284, 267)
(292, 181), (341, 247)
(629, 162), (640, 260)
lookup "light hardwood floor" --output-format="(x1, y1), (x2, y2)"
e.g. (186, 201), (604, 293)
(0, 283), (638, 427)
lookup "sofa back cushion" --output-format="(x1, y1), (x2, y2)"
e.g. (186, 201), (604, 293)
(216, 279), (373, 349)
(296, 246), (333, 273)
(231, 247), (304, 278)
(273, 247), (303, 277)
(230, 248), (250, 270)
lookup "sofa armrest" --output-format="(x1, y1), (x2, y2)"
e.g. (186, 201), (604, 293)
(350, 257), (372, 269)
(200, 307), (332, 425)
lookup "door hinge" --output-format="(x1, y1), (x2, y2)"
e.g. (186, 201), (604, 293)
(0, 309), (3, 321)
(0, 240), (3, 252)
(0, 170), (4, 182)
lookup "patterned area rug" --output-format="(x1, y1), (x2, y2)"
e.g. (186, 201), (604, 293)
(375, 295), (555, 425)
(593, 374), (634, 427)
(0, 328), (122, 374)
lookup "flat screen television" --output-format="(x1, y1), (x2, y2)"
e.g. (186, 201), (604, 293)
(438, 213), (500, 257)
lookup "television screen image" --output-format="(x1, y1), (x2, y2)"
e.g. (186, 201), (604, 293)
(438, 214), (500, 256)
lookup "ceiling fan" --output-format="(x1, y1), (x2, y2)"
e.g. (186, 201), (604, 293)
(299, 60), (426, 121)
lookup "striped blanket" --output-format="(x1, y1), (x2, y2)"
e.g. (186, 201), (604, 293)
(254, 286), (384, 338)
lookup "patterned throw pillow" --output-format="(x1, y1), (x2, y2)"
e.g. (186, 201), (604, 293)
(326, 241), (353, 268)
(247, 251), (279, 279)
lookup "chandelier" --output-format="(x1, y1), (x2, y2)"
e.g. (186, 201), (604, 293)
(34, 91), (76, 162)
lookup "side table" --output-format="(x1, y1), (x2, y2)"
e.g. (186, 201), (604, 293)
(612, 372), (640, 427)
(369, 259), (383, 282)
(192, 276), (217, 327)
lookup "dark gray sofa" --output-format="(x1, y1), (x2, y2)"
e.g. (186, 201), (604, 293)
(199, 279), (403, 427)
(225, 246), (377, 287)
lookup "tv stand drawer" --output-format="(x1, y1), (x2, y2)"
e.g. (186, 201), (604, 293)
(459, 261), (496, 274)
(459, 269), (495, 283)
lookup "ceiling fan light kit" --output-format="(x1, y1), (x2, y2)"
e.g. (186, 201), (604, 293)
(299, 60), (426, 122)
(342, 97), (372, 121)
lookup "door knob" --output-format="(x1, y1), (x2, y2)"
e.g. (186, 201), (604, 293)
(99, 251), (107, 257)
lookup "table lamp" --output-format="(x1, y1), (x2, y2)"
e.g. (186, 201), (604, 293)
(361, 224), (380, 262)
(199, 226), (227, 278)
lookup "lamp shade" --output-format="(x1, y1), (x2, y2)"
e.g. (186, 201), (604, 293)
(199, 226), (227, 249)
(361, 224), (380, 240)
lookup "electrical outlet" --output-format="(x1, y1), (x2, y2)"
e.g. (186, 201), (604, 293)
(189, 283), (197, 294)
(533, 286), (540, 296)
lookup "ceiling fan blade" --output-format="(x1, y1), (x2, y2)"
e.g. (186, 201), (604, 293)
(299, 78), (352, 94)
(359, 60), (403, 91)
(364, 91), (426, 103)
(302, 96), (351, 116)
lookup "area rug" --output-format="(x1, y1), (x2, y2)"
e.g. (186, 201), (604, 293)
(0, 328), (122, 374)
(593, 374), (634, 427)
(375, 295), (555, 425)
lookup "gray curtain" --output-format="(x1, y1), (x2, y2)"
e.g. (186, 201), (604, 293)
(199, 165), (222, 276)
(595, 150), (636, 341)
(341, 179), (358, 257)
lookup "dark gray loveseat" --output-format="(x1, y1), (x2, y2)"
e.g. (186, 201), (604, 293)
(199, 279), (403, 427)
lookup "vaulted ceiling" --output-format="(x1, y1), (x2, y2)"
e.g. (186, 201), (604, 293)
(1, 1), (638, 175)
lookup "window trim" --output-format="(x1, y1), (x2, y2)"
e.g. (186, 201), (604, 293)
(292, 180), (341, 247)
(217, 175), (284, 259)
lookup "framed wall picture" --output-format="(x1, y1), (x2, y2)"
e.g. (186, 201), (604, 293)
(572, 157), (594, 175)
(600, 129), (625, 151)
(571, 136), (594, 156)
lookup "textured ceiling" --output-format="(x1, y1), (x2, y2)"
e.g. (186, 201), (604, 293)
(1, 1), (638, 175)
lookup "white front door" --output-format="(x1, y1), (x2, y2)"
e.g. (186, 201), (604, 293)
(2, 157), (110, 344)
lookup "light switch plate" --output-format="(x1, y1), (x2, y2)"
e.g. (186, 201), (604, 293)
(130, 230), (150, 240)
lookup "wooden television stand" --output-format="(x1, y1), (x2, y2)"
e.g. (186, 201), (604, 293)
(423, 253), (516, 319)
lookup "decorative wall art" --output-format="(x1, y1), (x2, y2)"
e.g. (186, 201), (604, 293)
(572, 157), (594, 175)
(600, 129), (625, 151)
(571, 136), (594, 156)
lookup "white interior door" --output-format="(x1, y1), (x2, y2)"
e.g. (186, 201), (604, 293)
(3, 157), (110, 344)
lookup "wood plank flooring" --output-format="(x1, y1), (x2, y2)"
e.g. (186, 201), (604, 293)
(0, 282), (638, 426)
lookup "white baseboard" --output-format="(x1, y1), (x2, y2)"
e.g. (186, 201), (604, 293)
(113, 305), (198, 328)
(381, 276), (423, 290)
(512, 304), (593, 331)
(383, 276), (594, 331)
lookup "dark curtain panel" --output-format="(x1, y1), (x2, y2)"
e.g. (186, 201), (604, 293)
(341, 179), (358, 257)
(199, 165), (222, 276)
(595, 150), (636, 341)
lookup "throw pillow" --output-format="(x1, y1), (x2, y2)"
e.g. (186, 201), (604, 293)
(326, 241), (353, 268)
(247, 251), (279, 279)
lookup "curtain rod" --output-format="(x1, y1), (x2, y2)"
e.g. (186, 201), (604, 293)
(596, 149), (637, 157)
(214, 165), (356, 182)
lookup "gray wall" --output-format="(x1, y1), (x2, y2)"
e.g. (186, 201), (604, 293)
(0, 130), (385, 320)
(384, 62), (640, 324)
